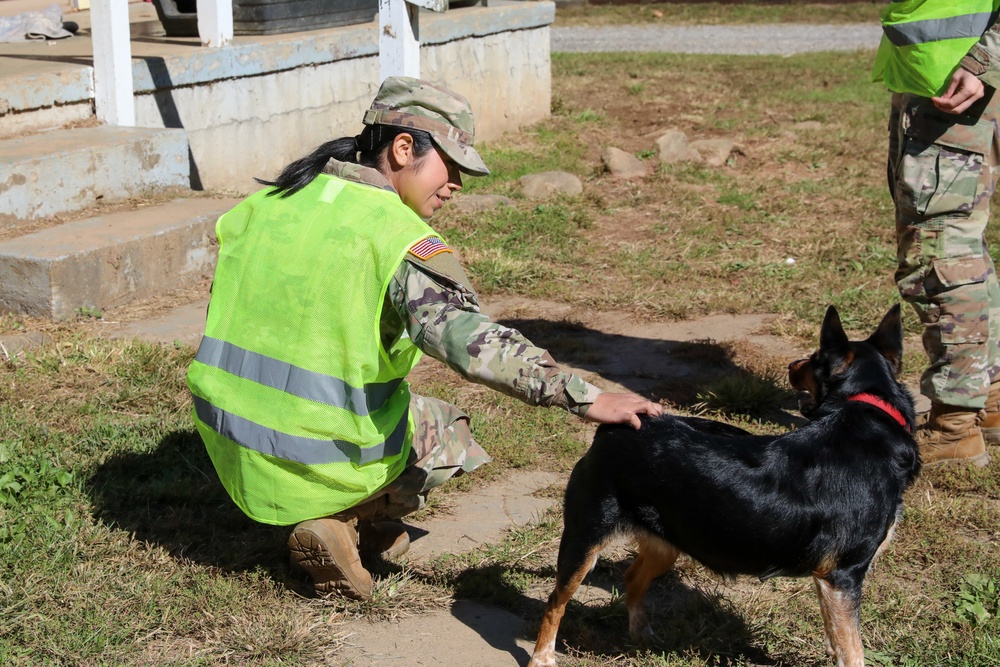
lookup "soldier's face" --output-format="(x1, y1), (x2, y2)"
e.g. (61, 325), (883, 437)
(397, 145), (463, 219)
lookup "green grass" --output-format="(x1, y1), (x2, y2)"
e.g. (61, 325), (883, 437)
(4, 19), (1000, 667)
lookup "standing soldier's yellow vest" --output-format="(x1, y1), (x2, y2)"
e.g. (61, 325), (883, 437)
(186, 174), (437, 525)
(872, 0), (1000, 98)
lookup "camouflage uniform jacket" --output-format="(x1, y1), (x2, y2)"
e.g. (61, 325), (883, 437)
(322, 158), (602, 417)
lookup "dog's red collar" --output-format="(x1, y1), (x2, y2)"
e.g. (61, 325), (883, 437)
(848, 393), (910, 432)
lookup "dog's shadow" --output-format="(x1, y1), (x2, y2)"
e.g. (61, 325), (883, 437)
(452, 561), (780, 666)
(87, 429), (293, 579)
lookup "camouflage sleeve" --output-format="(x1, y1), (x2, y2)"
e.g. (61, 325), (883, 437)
(387, 260), (602, 417)
(961, 21), (1000, 91)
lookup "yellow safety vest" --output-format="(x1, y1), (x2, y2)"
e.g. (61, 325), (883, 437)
(186, 174), (437, 525)
(872, 0), (999, 97)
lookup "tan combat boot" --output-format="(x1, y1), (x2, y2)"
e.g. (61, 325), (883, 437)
(358, 521), (411, 560)
(288, 517), (373, 600)
(978, 381), (1000, 446)
(916, 404), (990, 467)
(347, 495), (410, 560)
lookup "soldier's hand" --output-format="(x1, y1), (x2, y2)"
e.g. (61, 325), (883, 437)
(583, 393), (663, 429)
(932, 68), (984, 115)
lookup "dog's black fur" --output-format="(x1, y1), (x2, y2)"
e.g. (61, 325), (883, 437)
(528, 305), (921, 667)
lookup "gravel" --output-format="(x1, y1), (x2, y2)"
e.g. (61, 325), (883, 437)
(551, 23), (883, 55)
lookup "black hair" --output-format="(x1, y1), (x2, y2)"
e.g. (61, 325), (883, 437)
(255, 125), (437, 198)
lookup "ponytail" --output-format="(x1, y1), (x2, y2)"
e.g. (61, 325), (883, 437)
(256, 125), (437, 198)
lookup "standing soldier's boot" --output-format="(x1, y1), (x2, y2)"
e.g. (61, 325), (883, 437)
(916, 404), (990, 467)
(288, 517), (373, 600)
(978, 381), (1000, 446)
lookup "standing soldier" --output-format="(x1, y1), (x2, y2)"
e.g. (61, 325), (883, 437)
(874, 2), (999, 466)
(186, 77), (663, 601)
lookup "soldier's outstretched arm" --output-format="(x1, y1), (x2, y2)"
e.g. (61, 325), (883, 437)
(387, 256), (601, 415)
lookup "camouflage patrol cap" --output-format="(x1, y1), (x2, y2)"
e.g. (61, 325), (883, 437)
(363, 76), (490, 176)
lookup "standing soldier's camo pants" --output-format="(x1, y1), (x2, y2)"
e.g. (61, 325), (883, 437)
(889, 91), (1000, 409)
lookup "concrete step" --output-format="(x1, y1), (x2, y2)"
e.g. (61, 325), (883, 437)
(108, 297), (210, 349)
(0, 197), (238, 318)
(0, 59), (94, 140)
(0, 125), (191, 223)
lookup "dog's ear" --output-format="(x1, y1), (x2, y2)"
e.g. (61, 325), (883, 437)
(867, 303), (904, 374)
(819, 305), (849, 353)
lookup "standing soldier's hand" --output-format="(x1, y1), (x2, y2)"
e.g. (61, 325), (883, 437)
(583, 393), (663, 429)
(933, 67), (985, 114)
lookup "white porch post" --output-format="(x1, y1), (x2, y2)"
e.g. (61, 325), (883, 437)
(197, 0), (233, 48)
(378, 0), (447, 80)
(89, 0), (134, 126)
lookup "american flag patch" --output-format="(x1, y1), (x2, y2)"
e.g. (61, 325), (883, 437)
(408, 237), (452, 260)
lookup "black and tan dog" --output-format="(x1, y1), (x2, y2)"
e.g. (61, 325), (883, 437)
(528, 305), (920, 667)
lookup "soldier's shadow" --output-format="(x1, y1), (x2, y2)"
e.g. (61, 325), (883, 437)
(87, 429), (293, 579)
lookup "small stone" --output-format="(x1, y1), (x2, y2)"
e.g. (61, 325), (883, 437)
(655, 129), (698, 164)
(600, 146), (648, 179)
(519, 171), (583, 199)
(689, 138), (736, 167)
(452, 194), (515, 213)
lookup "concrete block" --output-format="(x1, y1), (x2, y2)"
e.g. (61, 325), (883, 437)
(134, 26), (552, 193)
(0, 198), (239, 318)
(0, 58), (93, 115)
(107, 298), (210, 348)
(0, 58), (94, 139)
(0, 125), (191, 221)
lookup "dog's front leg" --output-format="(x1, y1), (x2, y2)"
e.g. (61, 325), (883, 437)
(625, 536), (679, 639)
(528, 546), (603, 667)
(813, 575), (865, 667)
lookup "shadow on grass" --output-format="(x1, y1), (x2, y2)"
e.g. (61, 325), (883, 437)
(87, 428), (290, 575)
(498, 316), (802, 428)
(451, 562), (777, 666)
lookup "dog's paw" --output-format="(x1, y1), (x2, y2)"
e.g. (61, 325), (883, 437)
(526, 653), (557, 667)
(628, 614), (655, 641)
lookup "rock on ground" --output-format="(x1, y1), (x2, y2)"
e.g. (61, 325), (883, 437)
(690, 138), (736, 167)
(519, 171), (583, 199)
(656, 128), (698, 164)
(600, 146), (648, 179)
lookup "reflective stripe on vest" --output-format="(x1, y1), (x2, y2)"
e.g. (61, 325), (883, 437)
(882, 12), (994, 46)
(195, 336), (401, 417)
(193, 395), (406, 465)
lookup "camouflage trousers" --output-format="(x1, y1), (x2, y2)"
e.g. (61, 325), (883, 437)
(888, 91), (1000, 409)
(351, 393), (492, 520)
